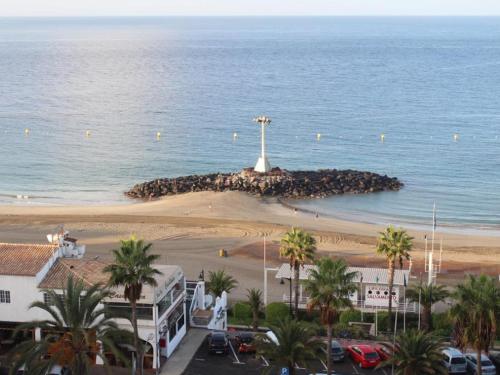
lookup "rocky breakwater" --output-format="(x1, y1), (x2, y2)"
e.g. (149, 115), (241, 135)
(125, 167), (403, 200)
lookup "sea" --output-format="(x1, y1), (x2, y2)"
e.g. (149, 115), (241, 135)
(1, 17), (500, 231)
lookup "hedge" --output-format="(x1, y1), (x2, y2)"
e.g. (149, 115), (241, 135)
(233, 302), (252, 321)
(266, 302), (290, 325)
(339, 309), (362, 325)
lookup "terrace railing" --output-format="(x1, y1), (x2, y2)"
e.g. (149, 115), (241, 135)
(282, 294), (419, 313)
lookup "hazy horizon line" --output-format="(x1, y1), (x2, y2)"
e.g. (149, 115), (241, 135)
(1, 14), (500, 18)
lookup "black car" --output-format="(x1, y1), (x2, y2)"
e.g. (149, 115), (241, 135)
(207, 332), (229, 355)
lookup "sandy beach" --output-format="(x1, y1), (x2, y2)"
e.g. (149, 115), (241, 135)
(0, 191), (498, 301)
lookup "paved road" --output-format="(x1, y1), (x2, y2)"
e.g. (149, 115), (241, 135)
(161, 328), (207, 375)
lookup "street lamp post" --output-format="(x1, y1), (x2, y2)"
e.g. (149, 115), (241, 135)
(280, 276), (293, 315)
(253, 116), (272, 173)
(288, 277), (292, 315)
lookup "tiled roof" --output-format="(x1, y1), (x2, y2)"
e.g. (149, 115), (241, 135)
(275, 263), (410, 286)
(38, 258), (111, 289)
(39, 260), (184, 305)
(0, 243), (59, 276)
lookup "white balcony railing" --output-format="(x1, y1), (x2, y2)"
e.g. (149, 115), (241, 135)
(282, 295), (419, 313)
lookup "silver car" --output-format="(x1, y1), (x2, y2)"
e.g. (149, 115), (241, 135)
(465, 354), (496, 375)
(442, 347), (467, 374)
(330, 340), (345, 362)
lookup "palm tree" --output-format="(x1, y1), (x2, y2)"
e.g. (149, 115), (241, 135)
(450, 275), (500, 375)
(280, 228), (316, 317)
(104, 236), (162, 375)
(206, 270), (238, 298)
(255, 319), (323, 375)
(376, 225), (413, 332)
(378, 330), (447, 375)
(303, 257), (358, 375)
(247, 288), (263, 332)
(406, 282), (449, 331)
(9, 277), (132, 375)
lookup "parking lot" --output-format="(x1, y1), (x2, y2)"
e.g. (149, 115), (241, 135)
(182, 332), (391, 375)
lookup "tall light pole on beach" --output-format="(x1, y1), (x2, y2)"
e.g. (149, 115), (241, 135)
(253, 116), (272, 173)
(426, 202), (442, 286)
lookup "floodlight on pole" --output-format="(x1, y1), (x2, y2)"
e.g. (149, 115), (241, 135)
(253, 116), (272, 173)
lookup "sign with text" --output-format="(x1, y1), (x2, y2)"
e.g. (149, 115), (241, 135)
(365, 285), (399, 307)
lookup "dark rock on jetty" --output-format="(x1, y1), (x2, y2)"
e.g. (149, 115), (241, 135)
(125, 167), (403, 200)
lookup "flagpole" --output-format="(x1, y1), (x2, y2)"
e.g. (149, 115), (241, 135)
(360, 276), (364, 322)
(428, 203), (436, 285)
(403, 275), (407, 333)
(418, 272), (422, 330)
(391, 303), (398, 375)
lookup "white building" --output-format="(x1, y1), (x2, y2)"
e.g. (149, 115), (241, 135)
(0, 231), (227, 371)
(274, 263), (416, 312)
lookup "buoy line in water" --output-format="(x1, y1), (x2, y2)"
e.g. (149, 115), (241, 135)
(8, 128), (497, 143)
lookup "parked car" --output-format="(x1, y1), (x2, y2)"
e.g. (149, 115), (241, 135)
(374, 343), (393, 361)
(235, 332), (256, 353)
(330, 340), (345, 362)
(465, 354), (496, 375)
(442, 347), (467, 374)
(488, 352), (500, 374)
(347, 344), (381, 368)
(207, 331), (229, 355)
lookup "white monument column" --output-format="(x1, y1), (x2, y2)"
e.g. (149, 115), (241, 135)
(253, 116), (272, 173)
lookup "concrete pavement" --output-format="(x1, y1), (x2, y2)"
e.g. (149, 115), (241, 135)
(160, 328), (207, 375)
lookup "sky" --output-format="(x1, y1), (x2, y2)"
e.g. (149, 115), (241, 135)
(0, 0), (499, 17)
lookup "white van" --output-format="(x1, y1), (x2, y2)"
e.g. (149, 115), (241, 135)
(442, 347), (467, 374)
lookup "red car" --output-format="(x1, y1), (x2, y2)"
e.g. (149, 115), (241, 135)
(374, 343), (393, 361)
(347, 344), (381, 368)
(235, 332), (256, 353)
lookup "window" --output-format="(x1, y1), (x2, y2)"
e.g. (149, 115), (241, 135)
(44, 293), (53, 305)
(43, 293), (64, 306)
(0, 290), (10, 303)
(451, 357), (466, 365)
(157, 292), (173, 317)
(177, 314), (185, 331)
(104, 302), (153, 320)
(167, 303), (184, 340)
(365, 352), (379, 360)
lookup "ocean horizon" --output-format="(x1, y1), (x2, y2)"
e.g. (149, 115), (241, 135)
(1, 16), (499, 230)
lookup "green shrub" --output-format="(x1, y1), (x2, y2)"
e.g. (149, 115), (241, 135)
(233, 302), (252, 321)
(339, 309), (362, 325)
(375, 311), (389, 333)
(266, 302), (290, 325)
(333, 323), (368, 339)
(297, 309), (321, 323)
(432, 312), (453, 337)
